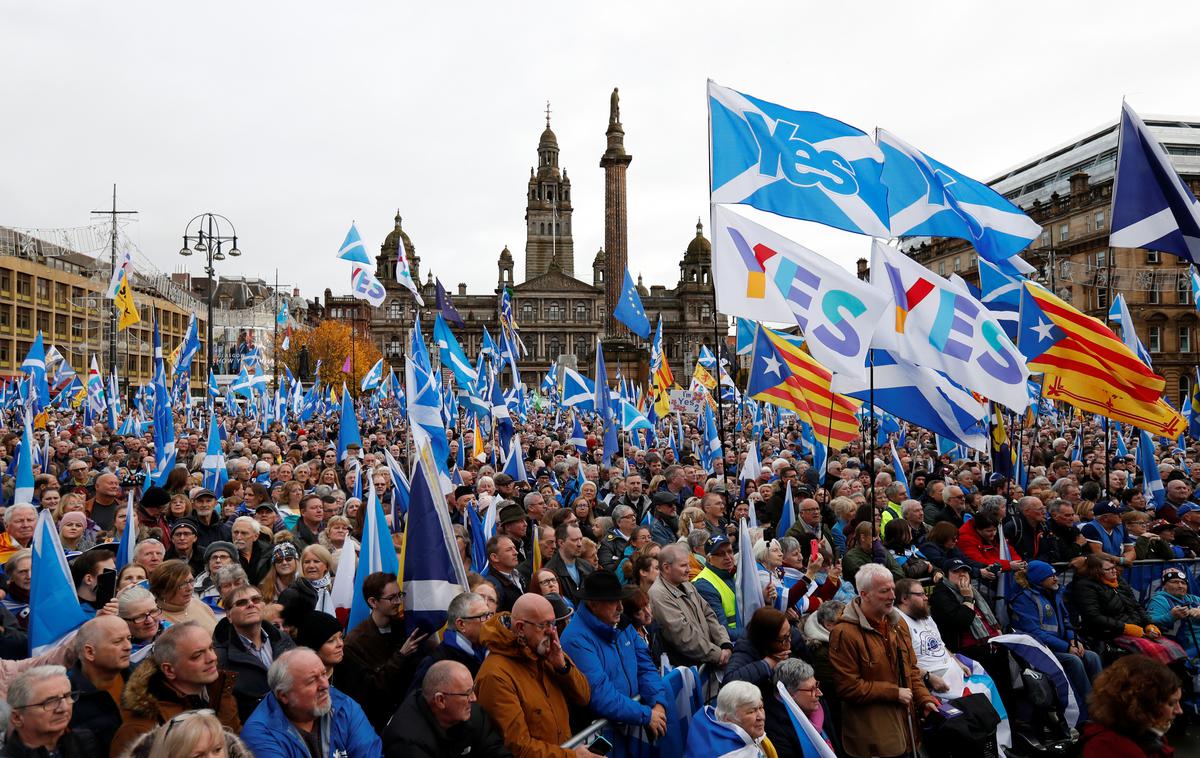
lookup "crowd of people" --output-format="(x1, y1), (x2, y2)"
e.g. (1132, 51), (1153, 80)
(0, 404), (1196, 757)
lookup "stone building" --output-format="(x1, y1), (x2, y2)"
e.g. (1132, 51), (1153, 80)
(864, 115), (1200, 406)
(367, 89), (720, 388)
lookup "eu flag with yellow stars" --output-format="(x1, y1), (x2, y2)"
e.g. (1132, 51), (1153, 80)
(614, 267), (651, 338)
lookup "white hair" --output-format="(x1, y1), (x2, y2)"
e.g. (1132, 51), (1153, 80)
(751, 539), (778, 563)
(3, 504), (35, 528)
(232, 516), (260, 533)
(715, 680), (762, 723)
(855, 563), (894, 594)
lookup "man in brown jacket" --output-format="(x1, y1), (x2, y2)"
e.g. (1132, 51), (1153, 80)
(829, 562), (937, 758)
(475, 593), (599, 758)
(648, 543), (733, 667)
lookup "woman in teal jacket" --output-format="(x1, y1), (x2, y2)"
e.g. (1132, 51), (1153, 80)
(1147, 566), (1200, 658)
(561, 571), (669, 758)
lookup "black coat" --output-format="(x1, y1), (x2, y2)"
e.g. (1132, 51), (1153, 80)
(597, 528), (631, 573)
(545, 552), (593, 608)
(66, 661), (126, 748)
(0, 731), (97, 758)
(484, 569), (523, 614)
(382, 690), (512, 758)
(1069, 575), (1150, 643)
(407, 640), (486, 697)
(238, 539), (272, 586)
(212, 617), (297, 722)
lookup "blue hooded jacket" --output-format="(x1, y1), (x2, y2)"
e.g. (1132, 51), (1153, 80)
(240, 684), (382, 758)
(1011, 583), (1075, 653)
(561, 601), (669, 757)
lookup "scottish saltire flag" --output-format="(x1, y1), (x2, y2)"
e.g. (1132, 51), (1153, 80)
(617, 399), (653, 434)
(360, 358), (384, 392)
(561, 367), (596, 411)
(336, 387), (363, 461)
(613, 267), (651, 338)
(890, 441), (909, 490)
(775, 682), (837, 758)
(977, 258), (1022, 340)
(489, 376), (514, 456)
(20, 332), (49, 411)
(878, 128), (1039, 275)
(434, 314), (479, 389)
(202, 413), (228, 495)
(175, 315), (202, 374)
(712, 205), (887, 380)
(991, 634), (1082, 727)
(594, 340), (619, 465)
(568, 412), (587, 455)
(230, 366), (255, 398)
(30, 509), (89, 654)
(1138, 428), (1166, 509)
(207, 369), (219, 400)
(337, 222), (371, 263)
(502, 434), (528, 484)
(871, 240), (1030, 411)
(407, 321), (451, 479)
(435, 278), (465, 327)
(1108, 293), (1154, 367)
(86, 356), (107, 415)
(403, 444), (470, 631)
(701, 402), (722, 473)
(1110, 102), (1200, 263)
(657, 665), (705, 757)
(350, 265), (387, 308)
(735, 317), (757, 357)
(347, 473), (403, 629)
(709, 81), (890, 237)
(114, 491), (138, 570)
(13, 419), (35, 504)
(832, 349), (988, 451)
(734, 516), (761, 630)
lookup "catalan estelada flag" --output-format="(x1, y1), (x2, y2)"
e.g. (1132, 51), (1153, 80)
(1019, 282), (1184, 437)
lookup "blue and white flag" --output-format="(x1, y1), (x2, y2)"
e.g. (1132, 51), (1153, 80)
(878, 128), (1038, 275)
(561, 367), (596, 411)
(613, 268), (651, 338)
(890, 441), (909, 490)
(502, 434), (528, 484)
(20, 332), (49, 411)
(1110, 101), (1200, 263)
(335, 387), (363, 461)
(13, 419), (35, 504)
(618, 399), (653, 434)
(1108, 293), (1154, 368)
(403, 444), (470, 632)
(709, 81), (890, 237)
(775, 681), (837, 758)
(595, 340), (619, 465)
(977, 258), (1022, 340)
(175, 315), (202, 374)
(360, 358), (384, 392)
(407, 320), (451, 481)
(1138, 428), (1166, 509)
(701, 402), (722, 473)
(114, 491), (138, 571)
(336, 222), (372, 263)
(569, 412), (587, 455)
(991, 633), (1081, 728)
(202, 413), (228, 495)
(350, 265), (387, 308)
(832, 349), (989, 452)
(347, 472), (402, 630)
(871, 240), (1030, 411)
(30, 509), (89, 654)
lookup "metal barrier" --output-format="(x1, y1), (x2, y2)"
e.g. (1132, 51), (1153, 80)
(561, 663), (714, 749)
(1049, 556), (1200, 604)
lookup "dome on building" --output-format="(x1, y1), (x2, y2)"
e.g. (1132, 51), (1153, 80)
(592, 247), (607, 265)
(636, 273), (649, 297)
(539, 125), (558, 151)
(382, 211), (417, 260)
(499, 245), (513, 262)
(683, 218), (710, 262)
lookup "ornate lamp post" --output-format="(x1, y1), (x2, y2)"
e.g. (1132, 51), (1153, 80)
(179, 213), (240, 374)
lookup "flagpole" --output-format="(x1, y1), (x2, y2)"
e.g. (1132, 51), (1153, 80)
(705, 79), (728, 475)
(869, 350), (878, 539)
(273, 268), (279, 393)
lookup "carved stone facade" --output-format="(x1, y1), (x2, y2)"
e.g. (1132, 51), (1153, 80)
(367, 91), (718, 387)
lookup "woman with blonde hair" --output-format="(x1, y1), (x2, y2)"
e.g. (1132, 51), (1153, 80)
(149, 559), (217, 634)
(120, 708), (252, 758)
(278, 544), (337, 615)
(319, 514), (359, 566)
(677, 506), (706, 539)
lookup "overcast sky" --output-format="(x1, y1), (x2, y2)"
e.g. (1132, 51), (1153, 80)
(3, 2), (1198, 303)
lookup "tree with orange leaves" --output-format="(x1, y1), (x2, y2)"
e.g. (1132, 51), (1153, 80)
(273, 320), (382, 396)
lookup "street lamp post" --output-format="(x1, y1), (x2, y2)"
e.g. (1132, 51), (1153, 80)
(179, 213), (240, 376)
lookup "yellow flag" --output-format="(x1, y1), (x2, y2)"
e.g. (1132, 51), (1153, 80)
(33, 409), (49, 429)
(692, 363), (717, 391)
(114, 271), (141, 330)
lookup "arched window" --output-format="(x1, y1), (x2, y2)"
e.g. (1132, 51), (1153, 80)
(1181, 374), (1192, 408)
(575, 303), (588, 322)
(540, 223), (546, 235)
(575, 336), (588, 359)
(548, 336), (561, 358)
(548, 302), (562, 320)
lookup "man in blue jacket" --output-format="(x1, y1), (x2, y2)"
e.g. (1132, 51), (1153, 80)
(561, 571), (669, 757)
(241, 647), (382, 758)
(1010, 560), (1102, 718)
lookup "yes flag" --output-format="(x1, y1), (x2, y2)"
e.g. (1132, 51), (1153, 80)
(871, 240), (1030, 411)
(709, 81), (890, 237)
(1110, 101), (1200, 263)
(878, 129), (1038, 274)
(403, 444), (470, 631)
(350, 266), (387, 308)
(712, 204), (888, 380)
(30, 509), (89, 653)
(613, 268), (651, 338)
(336, 222), (371, 263)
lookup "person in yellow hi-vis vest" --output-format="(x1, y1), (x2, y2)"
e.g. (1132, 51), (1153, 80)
(693, 534), (744, 642)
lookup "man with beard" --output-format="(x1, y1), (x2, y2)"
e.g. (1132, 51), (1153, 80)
(895, 577), (974, 697)
(241, 648), (381, 758)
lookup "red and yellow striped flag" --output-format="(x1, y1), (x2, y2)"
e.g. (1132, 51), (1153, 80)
(762, 327), (861, 447)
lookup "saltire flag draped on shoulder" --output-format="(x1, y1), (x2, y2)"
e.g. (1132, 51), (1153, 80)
(403, 444), (470, 632)
(336, 222), (371, 263)
(1017, 281), (1183, 437)
(708, 80), (891, 237)
(1110, 101), (1200, 264)
(775, 681), (838, 758)
(711, 204), (887, 381)
(871, 240), (1030, 411)
(877, 128), (1038, 275)
(30, 509), (89, 654)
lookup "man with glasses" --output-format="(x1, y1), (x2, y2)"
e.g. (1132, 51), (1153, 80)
(932, 485), (969, 528)
(476, 593), (597, 758)
(383, 660), (511, 758)
(118, 585), (166, 664)
(213, 583), (297, 722)
(6, 665), (95, 757)
(343, 571), (431, 731)
(410, 592), (493, 693)
(895, 578), (976, 697)
(67, 615), (130, 747)
(598, 504), (637, 573)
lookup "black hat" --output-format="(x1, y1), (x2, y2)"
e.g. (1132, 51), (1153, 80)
(170, 518), (200, 537)
(578, 571), (634, 602)
(454, 485), (475, 500)
(945, 558), (972, 574)
(652, 491), (678, 509)
(545, 592), (574, 623)
(294, 611), (344, 650)
(204, 541), (238, 563)
(141, 486), (170, 510)
(499, 502), (527, 525)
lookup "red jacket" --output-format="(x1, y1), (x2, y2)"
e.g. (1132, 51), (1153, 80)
(1081, 722), (1174, 757)
(957, 519), (1022, 570)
